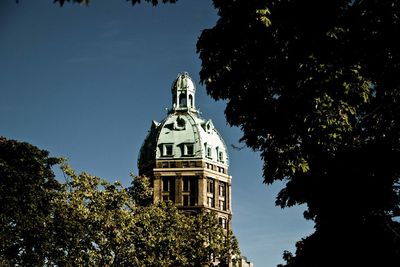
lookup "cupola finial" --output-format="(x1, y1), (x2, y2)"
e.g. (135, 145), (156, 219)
(171, 72), (196, 112)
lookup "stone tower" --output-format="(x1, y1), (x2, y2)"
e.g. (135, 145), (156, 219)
(138, 72), (232, 232)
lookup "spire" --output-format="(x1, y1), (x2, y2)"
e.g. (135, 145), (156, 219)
(171, 72), (197, 113)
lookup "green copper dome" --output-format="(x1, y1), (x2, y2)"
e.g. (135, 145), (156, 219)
(138, 73), (229, 171)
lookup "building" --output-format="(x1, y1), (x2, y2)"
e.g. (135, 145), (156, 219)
(237, 256), (254, 267)
(138, 72), (232, 232)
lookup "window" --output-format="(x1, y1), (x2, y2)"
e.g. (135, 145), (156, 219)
(219, 217), (227, 229)
(162, 176), (175, 203)
(179, 93), (187, 107)
(205, 121), (213, 133)
(219, 182), (226, 197)
(190, 194), (196, 206)
(176, 116), (186, 128)
(183, 177), (189, 192)
(219, 200), (226, 211)
(207, 147), (212, 158)
(189, 94), (193, 108)
(162, 144), (173, 156)
(218, 151), (224, 162)
(183, 195), (189, 206)
(163, 177), (170, 192)
(182, 177), (197, 206)
(205, 143), (212, 158)
(189, 177), (197, 206)
(184, 143), (194, 156)
(208, 197), (214, 208)
(207, 178), (214, 194)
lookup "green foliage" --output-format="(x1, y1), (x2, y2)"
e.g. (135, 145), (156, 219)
(198, 0), (400, 266)
(49, 163), (137, 266)
(0, 137), (239, 266)
(0, 136), (62, 266)
(128, 174), (153, 206)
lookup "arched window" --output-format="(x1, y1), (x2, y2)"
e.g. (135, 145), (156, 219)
(179, 93), (187, 107)
(189, 94), (193, 108)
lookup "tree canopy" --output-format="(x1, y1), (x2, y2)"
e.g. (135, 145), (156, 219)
(197, 0), (400, 266)
(0, 137), (238, 266)
(0, 137), (62, 265)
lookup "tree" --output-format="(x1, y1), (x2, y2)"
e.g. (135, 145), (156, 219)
(52, 166), (239, 266)
(0, 136), (62, 266)
(197, 0), (400, 266)
(0, 137), (239, 266)
(128, 174), (153, 206)
(48, 164), (138, 266)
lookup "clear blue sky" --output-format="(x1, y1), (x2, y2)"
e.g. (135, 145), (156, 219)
(0, 0), (313, 265)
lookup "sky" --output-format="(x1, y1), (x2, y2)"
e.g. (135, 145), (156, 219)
(0, 0), (313, 266)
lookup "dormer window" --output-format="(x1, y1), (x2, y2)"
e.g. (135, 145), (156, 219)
(216, 147), (224, 163)
(203, 120), (214, 133)
(205, 143), (212, 158)
(162, 144), (173, 156)
(173, 116), (186, 130)
(218, 151), (224, 163)
(184, 143), (194, 156)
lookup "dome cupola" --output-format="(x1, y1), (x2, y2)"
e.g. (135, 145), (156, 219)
(171, 72), (197, 112)
(138, 72), (229, 173)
